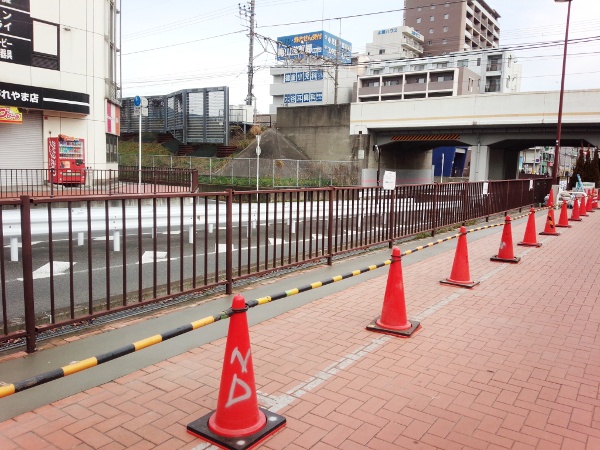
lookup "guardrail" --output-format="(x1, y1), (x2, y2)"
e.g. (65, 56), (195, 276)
(0, 178), (551, 352)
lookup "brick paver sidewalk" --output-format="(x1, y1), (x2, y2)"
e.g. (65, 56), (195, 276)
(0, 211), (599, 449)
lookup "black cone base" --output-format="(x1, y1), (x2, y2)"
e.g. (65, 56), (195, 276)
(517, 241), (542, 247)
(539, 231), (560, 236)
(187, 408), (286, 450)
(366, 316), (420, 338)
(490, 255), (521, 264)
(440, 279), (480, 289)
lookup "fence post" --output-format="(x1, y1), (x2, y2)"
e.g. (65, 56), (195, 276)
(20, 195), (37, 353)
(431, 183), (439, 237)
(225, 189), (233, 294)
(296, 160), (299, 188)
(504, 180), (510, 215)
(327, 187), (334, 266)
(389, 188), (396, 248)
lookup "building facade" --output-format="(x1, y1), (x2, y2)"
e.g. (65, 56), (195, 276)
(355, 49), (521, 102)
(269, 30), (357, 115)
(0, 0), (121, 177)
(365, 26), (424, 61)
(403, 0), (500, 57)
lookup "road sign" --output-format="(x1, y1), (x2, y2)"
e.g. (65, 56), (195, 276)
(133, 96), (148, 108)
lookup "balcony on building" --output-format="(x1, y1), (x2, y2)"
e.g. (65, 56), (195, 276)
(357, 77), (382, 97)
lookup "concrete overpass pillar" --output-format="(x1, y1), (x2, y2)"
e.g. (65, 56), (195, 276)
(469, 145), (490, 182)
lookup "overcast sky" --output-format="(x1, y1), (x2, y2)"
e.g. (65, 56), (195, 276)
(121, 0), (600, 113)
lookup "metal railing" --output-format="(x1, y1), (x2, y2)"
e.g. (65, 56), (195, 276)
(0, 168), (198, 199)
(0, 178), (551, 352)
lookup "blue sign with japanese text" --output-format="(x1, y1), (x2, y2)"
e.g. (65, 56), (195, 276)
(276, 30), (351, 64)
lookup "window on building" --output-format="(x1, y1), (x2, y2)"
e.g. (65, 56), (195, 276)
(430, 16), (435, 21)
(379, 49), (385, 55)
(372, 69), (382, 74)
(383, 79), (401, 86)
(458, 59), (468, 67)
(442, 39), (447, 44)
(106, 134), (118, 163)
(428, 40), (433, 45)
(429, 28), (434, 34)
(411, 64), (425, 71)
(418, 7), (422, 11)
(32, 20), (60, 70)
(364, 80), (380, 88)
(445, 1), (450, 6)
(508, 55), (512, 67)
(443, 26), (448, 32)
(431, 4), (435, 9)
(444, 13), (449, 19)
(434, 62), (448, 68)
(468, 78), (474, 92)
(477, 58), (481, 66)
(506, 75), (511, 88)
(417, 17), (422, 23)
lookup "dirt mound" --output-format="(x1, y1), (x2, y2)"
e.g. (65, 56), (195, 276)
(237, 128), (310, 160)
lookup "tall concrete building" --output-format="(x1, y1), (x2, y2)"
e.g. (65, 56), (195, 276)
(0, 0), (121, 177)
(404, 0), (500, 57)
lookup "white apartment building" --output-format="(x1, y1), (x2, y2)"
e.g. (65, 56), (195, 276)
(356, 49), (521, 102)
(269, 30), (358, 115)
(365, 26), (424, 61)
(0, 0), (121, 175)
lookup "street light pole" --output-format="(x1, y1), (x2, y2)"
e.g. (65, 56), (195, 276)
(553, 0), (572, 186)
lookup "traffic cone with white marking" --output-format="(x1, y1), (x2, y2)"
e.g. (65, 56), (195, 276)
(187, 294), (285, 449)
(518, 208), (542, 247)
(555, 200), (572, 228)
(440, 226), (480, 288)
(367, 247), (420, 337)
(491, 215), (521, 263)
(569, 196), (582, 221)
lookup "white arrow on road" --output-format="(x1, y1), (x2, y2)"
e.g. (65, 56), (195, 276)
(18, 261), (75, 280)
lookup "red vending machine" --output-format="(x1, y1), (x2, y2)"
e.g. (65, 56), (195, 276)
(48, 135), (86, 184)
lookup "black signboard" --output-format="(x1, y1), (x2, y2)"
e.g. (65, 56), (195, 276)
(0, 0), (33, 66)
(0, 81), (90, 114)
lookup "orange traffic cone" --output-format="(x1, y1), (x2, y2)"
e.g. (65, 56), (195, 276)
(491, 215), (521, 263)
(367, 247), (420, 337)
(569, 196), (582, 222)
(586, 190), (594, 213)
(593, 188), (599, 209)
(579, 193), (589, 217)
(555, 200), (572, 228)
(547, 188), (555, 207)
(518, 208), (542, 247)
(440, 226), (480, 288)
(187, 294), (285, 448)
(539, 206), (560, 236)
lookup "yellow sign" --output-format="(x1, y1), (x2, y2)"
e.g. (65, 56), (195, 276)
(0, 106), (22, 124)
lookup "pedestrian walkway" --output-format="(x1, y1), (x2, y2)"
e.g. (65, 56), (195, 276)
(0, 208), (599, 449)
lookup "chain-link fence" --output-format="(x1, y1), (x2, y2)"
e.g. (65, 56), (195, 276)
(118, 155), (361, 187)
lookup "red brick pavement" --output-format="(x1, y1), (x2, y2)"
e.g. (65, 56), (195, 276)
(1, 211), (599, 449)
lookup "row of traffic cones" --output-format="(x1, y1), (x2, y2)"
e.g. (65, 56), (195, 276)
(188, 187), (598, 448)
(368, 187), (599, 340)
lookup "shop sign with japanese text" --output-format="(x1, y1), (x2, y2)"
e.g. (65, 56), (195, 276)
(0, 0), (33, 66)
(0, 105), (22, 123)
(0, 81), (90, 114)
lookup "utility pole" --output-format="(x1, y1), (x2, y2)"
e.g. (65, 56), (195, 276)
(239, 1), (255, 107)
(334, 37), (339, 105)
